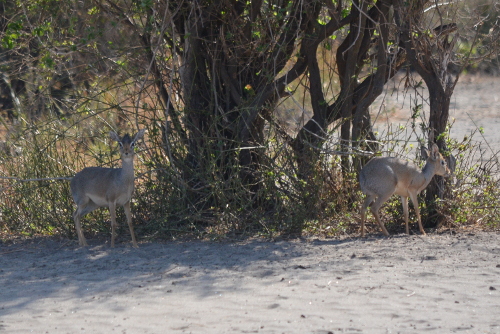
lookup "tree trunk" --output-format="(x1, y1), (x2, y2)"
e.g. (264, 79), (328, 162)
(396, 1), (459, 227)
(424, 84), (453, 226)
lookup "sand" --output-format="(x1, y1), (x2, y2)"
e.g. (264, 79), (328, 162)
(1, 231), (499, 333)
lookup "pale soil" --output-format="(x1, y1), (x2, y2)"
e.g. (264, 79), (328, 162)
(1, 232), (499, 333)
(1, 75), (500, 334)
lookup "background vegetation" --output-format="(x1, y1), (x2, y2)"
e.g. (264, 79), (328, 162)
(0, 0), (499, 242)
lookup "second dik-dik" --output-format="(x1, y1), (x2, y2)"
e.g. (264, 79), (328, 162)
(359, 144), (451, 237)
(70, 129), (145, 247)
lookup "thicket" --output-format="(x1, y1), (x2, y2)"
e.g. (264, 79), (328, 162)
(0, 0), (499, 243)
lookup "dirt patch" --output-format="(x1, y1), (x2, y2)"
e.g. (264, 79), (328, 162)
(1, 232), (500, 333)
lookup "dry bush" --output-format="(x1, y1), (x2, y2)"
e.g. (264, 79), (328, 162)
(1, 107), (500, 242)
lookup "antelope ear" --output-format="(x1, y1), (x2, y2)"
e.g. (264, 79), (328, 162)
(110, 131), (121, 142)
(420, 145), (430, 160)
(431, 143), (440, 159)
(132, 129), (146, 143)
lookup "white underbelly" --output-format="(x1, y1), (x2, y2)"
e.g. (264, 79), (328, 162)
(88, 192), (132, 207)
(88, 194), (108, 207)
(394, 183), (410, 197)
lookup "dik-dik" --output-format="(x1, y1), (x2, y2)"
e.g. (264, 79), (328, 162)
(359, 144), (451, 237)
(70, 129), (145, 247)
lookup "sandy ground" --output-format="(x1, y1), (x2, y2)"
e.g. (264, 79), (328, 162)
(1, 232), (500, 334)
(1, 75), (500, 334)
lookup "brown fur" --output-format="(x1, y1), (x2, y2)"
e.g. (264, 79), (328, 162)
(70, 129), (145, 247)
(359, 144), (451, 237)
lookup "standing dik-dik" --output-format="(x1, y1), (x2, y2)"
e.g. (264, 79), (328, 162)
(70, 129), (145, 247)
(359, 144), (451, 237)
